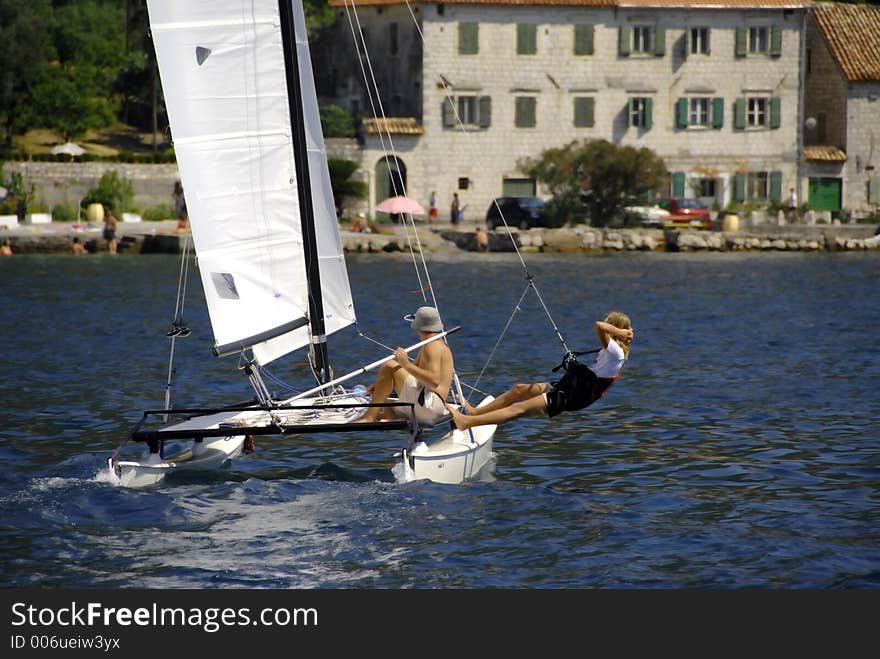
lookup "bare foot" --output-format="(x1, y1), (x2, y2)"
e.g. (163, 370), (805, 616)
(444, 403), (472, 431)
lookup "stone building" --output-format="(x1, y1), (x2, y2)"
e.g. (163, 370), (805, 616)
(318, 0), (812, 219)
(804, 2), (880, 217)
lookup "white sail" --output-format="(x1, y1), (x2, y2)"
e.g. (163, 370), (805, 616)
(147, 0), (355, 366)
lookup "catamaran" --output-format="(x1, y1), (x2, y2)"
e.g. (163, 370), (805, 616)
(107, 0), (496, 488)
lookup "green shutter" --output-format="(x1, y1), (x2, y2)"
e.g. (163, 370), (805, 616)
(673, 172), (686, 197)
(644, 97), (653, 130)
(770, 97), (781, 129)
(442, 98), (456, 128)
(517, 24), (537, 55)
(770, 27), (782, 57)
(712, 97), (724, 129)
(734, 98), (746, 129)
(734, 174), (746, 202)
(458, 22), (478, 55)
(869, 177), (880, 204)
(478, 96), (492, 127)
(619, 26), (631, 56)
(574, 25), (594, 55)
(654, 26), (666, 57)
(515, 97), (536, 127)
(769, 171), (782, 201)
(735, 27), (747, 57)
(574, 97), (595, 127)
(676, 98), (688, 129)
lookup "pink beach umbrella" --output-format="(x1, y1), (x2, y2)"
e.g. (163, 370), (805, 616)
(375, 195), (426, 216)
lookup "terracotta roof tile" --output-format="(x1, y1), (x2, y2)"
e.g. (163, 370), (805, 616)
(803, 145), (847, 162)
(362, 117), (425, 135)
(812, 3), (880, 82)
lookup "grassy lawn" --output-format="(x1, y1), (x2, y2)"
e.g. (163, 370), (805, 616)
(13, 125), (171, 156)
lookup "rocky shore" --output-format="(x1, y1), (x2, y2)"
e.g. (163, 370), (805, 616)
(1, 220), (878, 255)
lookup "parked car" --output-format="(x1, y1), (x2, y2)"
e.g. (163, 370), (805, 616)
(659, 198), (712, 230)
(622, 204), (670, 228)
(486, 196), (547, 230)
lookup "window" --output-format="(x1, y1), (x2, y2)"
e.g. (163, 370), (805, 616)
(747, 172), (768, 200)
(735, 171), (782, 202)
(458, 96), (478, 125)
(573, 97), (595, 128)
(747, 97), (768, 127)
(517, 24), (537, 55)
(735, 97), (780, 129)
(690, 28), (709, 54)
(629, 97), (652, 129)
(442, 95), (492, 128)
(689, 98), (710, 126)
(749, 27), (768, 53)
(574, 25), (594, 55)
(697, 178), (716, 197)
(633, 26), (653, 53)
(458, 22), (478, 55)
(677, 97), (723, 129)
(515, 96), (537, 128)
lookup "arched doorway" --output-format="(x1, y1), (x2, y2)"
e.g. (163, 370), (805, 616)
(375, 156), (407, 222)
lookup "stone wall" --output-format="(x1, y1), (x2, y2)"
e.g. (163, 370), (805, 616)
(2, 161), (180, 216)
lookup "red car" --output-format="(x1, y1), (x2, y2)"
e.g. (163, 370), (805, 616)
(659, 198), (712, 230)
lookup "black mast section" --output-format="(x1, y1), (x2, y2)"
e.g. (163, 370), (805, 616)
(278, 0), (330, 383)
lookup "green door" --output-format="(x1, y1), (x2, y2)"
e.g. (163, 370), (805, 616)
(502, 178), (536, 197)
(808, 177), (841, 213)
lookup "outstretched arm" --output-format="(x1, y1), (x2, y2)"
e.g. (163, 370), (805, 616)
(595, 321), (634, 348)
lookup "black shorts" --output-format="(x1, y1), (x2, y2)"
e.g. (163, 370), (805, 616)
(102, 228), (115, 241)
(544, 365), (611, 418)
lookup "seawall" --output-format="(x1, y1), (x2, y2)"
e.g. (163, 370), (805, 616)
(2, 221), (878, 254)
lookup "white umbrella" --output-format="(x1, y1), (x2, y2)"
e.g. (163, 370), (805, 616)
(50, 142), (86, 156)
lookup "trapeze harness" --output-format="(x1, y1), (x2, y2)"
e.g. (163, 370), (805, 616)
(544, 349), (623, 418)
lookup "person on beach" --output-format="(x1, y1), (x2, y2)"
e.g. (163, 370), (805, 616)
(429, 191), (439, 223)
(102, 210), (118, 254)
(447, 311), (633, 430)
(354, 306), (454, 425)
(71, 236), (88, 254)
(1, 238), (12, 256)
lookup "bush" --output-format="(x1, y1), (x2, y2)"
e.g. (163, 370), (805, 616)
(81, 170), (133, 214)
(51, 204), (76, 222)
(142, 204), (174, 221)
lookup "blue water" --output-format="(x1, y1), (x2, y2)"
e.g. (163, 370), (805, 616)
(1, 251), (878, 588)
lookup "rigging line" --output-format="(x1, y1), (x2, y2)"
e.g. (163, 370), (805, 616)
(470, 282), (530, 393)
(344, 1), (434, 307)
(163, 236), (191, 417)
(403, 1), (571, 356)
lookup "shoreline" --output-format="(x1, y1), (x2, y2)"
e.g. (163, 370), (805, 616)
(2, 219), (879, 254)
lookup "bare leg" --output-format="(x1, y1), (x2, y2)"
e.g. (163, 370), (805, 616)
(355, 362), (402, 422)
(446, 393), (548, 431)
(464, 382), (548, 416)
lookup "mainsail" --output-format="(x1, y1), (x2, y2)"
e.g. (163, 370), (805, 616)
(147, 0), (355, 366)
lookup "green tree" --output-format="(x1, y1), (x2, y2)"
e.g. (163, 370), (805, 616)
(328, 158), (367, 219)
(0, 0), (52, 147)
(520, 139), (668, 227)
(19, 65), (115, 141)
(320, 104), (356, 138)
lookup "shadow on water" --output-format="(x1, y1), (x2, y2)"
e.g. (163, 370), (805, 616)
(160, 462), (397, 487)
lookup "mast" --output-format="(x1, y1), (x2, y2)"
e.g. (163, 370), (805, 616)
(278, 0), (331, 383)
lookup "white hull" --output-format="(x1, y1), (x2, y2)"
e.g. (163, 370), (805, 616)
(110, 435), (245, 488)
(400, 396), (497, 484)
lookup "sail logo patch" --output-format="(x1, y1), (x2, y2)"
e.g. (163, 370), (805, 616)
(211, 272), (239, 299)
